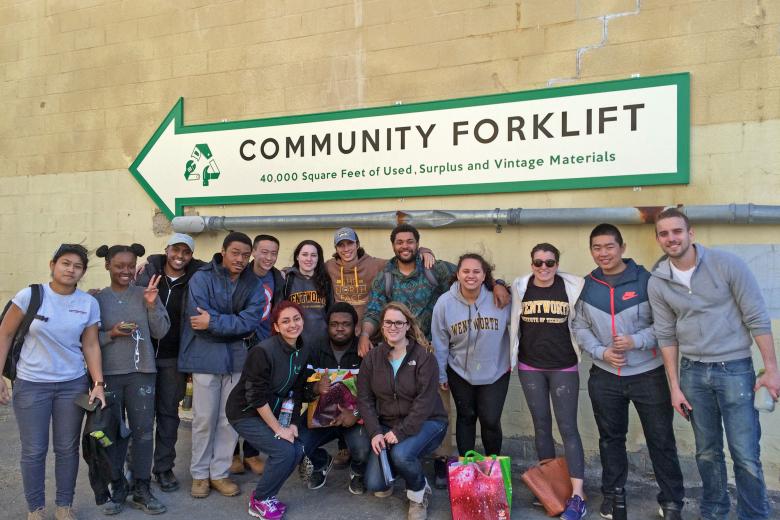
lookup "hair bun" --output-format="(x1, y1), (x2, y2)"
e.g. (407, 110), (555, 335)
(95, 245), (109, 258)
(130, 243), (146, 257)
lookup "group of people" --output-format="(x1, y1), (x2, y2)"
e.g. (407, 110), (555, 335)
(0, 208), (778, 520)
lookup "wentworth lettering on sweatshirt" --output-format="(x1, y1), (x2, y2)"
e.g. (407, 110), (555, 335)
(449, 316), (501, 335)
(432, 283), (510, 386)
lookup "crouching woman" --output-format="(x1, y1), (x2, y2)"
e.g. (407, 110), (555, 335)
(357, 302), (448, 520)
(226, 301), (311, 520)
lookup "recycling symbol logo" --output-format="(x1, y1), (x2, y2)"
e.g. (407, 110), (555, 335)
(184, 144), (221, 187)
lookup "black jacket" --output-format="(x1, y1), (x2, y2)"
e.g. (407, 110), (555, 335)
(135, 254), (206, 359)
(303, 337), (361, 402)
(225, 334), (311, 423)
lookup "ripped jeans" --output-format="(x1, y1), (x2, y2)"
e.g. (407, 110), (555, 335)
(105, 372), (157, 483)
(680, 357), (769, 520)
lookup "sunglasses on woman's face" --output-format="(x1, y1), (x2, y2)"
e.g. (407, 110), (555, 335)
(532, 259), (557, 268)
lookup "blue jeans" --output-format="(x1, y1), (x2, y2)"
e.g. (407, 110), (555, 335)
(364, 420), (447, 493)
(680, 357), (769, 520)
(298, 422), (371, 475)
(232, 417), (304, 500)
(12, 375), (88, 511)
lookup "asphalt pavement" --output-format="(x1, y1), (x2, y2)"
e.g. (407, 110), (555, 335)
(1, 403), (777, 519)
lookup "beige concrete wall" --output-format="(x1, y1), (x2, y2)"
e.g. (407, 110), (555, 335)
(2, 0), (780, 486)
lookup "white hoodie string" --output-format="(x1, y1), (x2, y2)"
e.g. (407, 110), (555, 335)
(131, 328), (144, 369)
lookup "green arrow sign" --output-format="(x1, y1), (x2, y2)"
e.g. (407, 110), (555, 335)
(129, 73), (689, 219)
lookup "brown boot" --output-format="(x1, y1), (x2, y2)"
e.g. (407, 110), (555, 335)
(210, 477), (240, 497)
(27, 509), (46, 520)
(229, 455), (245, 474)
(332, 448), (351, 469)
(244, 455), (266, 475)
(191, 478), (210, 498)
(54, 506), (77, 520)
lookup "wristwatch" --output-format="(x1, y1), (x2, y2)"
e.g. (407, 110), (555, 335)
(93, 381), (105, 388)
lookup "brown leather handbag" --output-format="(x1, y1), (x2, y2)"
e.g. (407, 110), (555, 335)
(520, 457), (573, 516)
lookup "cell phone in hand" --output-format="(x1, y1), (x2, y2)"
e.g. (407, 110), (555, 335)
(74, 393), (99, 412)
(680, 403), (692, 421)
(118, 322), (137, 332)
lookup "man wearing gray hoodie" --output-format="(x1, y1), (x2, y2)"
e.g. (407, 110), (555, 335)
(648, 208), (780, 520)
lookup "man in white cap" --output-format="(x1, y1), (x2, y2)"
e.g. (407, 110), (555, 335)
(136, 233), (205, 492)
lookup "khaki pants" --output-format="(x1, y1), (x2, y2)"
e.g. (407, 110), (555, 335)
(434, 387), (454, 458)
(190, 372), (241, 480)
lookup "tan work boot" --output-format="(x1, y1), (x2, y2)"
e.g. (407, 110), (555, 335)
(229, 454), (246, 474)
(244, 455), (266, 475)
(191, 478), (210, 498)
(27, 508), (46, 520)
(54, 506), (77, 520)
(332, 447), (351, 468)
(407, 484), (431, 520)
(210, 477), (240, 497)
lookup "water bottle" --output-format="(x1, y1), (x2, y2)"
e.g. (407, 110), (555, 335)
(754, 369), (776, 413)
(182, 377), (193, 411)
(278, 391), (295, 427)
(379, 448), (395, 488)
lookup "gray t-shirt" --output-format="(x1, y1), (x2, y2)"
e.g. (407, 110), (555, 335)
(95, 285), (170, 375)
(12, 284), (100, 383)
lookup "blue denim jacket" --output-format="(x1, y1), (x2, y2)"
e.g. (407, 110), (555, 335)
(178, 253), (265, 374)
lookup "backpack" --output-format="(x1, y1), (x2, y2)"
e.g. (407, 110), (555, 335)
(2, 284), (44, 381)
(383, 267), (439, 300)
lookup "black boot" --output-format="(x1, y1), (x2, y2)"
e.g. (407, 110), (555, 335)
(612, 488), (627, 520)
(153, 470), (179, 492)
(130, 479), (167, 515)
(433, 457), (448, 490)
(659, 501), (683, 520)
(599, 489), (615, 519)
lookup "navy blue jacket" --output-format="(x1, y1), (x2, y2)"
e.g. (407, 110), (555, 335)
(572, 258), (660, 376)
(178, 253), (265, 374)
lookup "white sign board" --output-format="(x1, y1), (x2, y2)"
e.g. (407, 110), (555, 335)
(130, 73), (689, 218)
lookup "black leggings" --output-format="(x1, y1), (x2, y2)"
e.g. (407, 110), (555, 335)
(518, 369), (585, 479)
(447, 367), (510, 456)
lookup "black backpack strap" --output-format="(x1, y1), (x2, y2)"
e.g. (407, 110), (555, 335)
(3, 284), (44, 381)
(423, 266), (438, 287)
(384, 271), (392, 300)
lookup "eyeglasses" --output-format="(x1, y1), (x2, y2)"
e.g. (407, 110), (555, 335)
(532, 259), (557, 268)
(382, 320), (408, 329)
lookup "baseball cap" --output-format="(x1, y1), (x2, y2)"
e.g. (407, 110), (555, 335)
(167, 233), (195, 252)
(333, 227), (358, 246)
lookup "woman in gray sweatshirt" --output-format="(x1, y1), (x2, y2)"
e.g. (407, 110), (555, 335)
(431, 253), (510, 456)
(95, 243), (170, 516)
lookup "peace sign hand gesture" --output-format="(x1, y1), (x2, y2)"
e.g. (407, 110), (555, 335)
(143, 274), (161, 308)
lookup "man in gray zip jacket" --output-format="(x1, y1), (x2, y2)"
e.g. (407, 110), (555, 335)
(647, 208), (780, 520)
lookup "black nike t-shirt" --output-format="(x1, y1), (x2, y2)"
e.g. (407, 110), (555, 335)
(518, 275), (577, 369)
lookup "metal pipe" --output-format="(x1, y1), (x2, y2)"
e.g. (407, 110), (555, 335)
(172, 204), (780, 234)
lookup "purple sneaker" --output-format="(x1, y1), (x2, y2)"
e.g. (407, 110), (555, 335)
(248, 492), (284, 520)
(269, 496), (287, 514)
(561, 495), (587, 520)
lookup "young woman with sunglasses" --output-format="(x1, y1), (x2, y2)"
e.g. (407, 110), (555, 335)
(431, 253), (511, 457)
(94, 244), (170, 515)
(357, 302), (448, 520)
(509, 243), (588, 520)
(0, 244), (105, 520)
